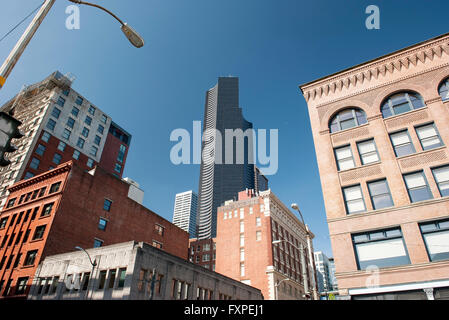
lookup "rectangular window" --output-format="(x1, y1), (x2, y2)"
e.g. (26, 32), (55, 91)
(103, 199), (112, 211)
(81, 273), (90, 291)
(155, 224), (165, 236)
(82, 127), (89, 138)
(98, 270), (107, 290)
(93, 239), (103, 248)
(117, 268), (126, 288)
(334, 145), (355, 171)
(240, 248), (244, 261)
(57, 141), (66, 152)
(94, 135), (101, 146)
(87, 158), (94, 168)
(73, 150), (81, 160)
(240, 234), (244, 247)
(71, 106), (79, 117)
(97, 124), (104, 135)
(98, 218), (107, 231)
(85, 116), (92, 126)
(390, 130), (415, 157)
(101, 114), (107, 124)
(62, 129), (71, 140)
(41, 203), (54, 217)
(353, 228), (410, 270)
(114, 163), (122, 173)
(343, 185), (366, 214)
(432, 165), (449, 197)
(367, 179), (394, 210)
(46, 119), (56, 131)
(57, 96), (66, 107)
(24, 172), (34, 180)
(42, 131), (51, 142)
(6, 198), (16, 208)
(256, 217), (261, 227)
(77, 137), (85, 149)
(108, 269), (116, 289)
(50, 182), (61, 193)
(152, 240), (163, 249)
(117, 145), (126, 163)
(36, 144), (46, 156)
(51, 107), (61, 119)
(256, 230), (262, 241)
(15, 277), (29, 295)
(0, 217), (8, 229)
(24, 250), (38, 266)
(403, 171), (433, 203)
(32, 225), (46, 240)
(52, 153), (62, 165)
(240, 221), (244, 233)
(416, 123), (443, 151)
(75, 96), (83, 106)
(240, 263), (245, 277)
(90, 146), (98, 157)
(420, 219), (449, 262)
(88, 105), (96, 115)
(30, 157), (40, 170)
(357, 139), (380, 165)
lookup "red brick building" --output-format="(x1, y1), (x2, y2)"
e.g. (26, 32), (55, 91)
(215, 189), (318, 300)
(188, 238), (216, 271)
(0, 161), (189, 299)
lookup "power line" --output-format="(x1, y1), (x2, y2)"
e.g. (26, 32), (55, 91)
(0, 2), (45, 44)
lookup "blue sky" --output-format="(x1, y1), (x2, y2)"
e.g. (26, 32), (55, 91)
(1, 0), (448, 257)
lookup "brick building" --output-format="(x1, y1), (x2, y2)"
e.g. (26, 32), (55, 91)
(0, 71), (131, 209)
(0, 161), (189, 299)
(188, 238), (216, 271)
(215, 189), (318, 300)
(300, 33), (449, 299)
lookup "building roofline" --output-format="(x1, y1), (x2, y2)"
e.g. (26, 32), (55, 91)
(299, 32), (449, 92)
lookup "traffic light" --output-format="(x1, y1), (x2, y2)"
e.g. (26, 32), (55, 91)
(0, 111), (24, 167)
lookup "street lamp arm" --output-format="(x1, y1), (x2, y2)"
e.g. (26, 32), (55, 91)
(75, 246), (96, 266)
(68, 0), (125, 25)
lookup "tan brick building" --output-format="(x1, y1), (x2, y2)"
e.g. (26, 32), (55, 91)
(300, 33), (449, 299)
(215, 189), (318, 300)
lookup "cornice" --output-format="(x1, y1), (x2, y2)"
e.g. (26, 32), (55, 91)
(301, 36), (449, 104)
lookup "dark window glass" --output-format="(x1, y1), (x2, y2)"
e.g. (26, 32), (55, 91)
(368, 179), (394, 210)
(381, 92), (425, 118)
(329, 108), (367, 133)
(103, 199), (112, 211)
(36, 144), (46, 156)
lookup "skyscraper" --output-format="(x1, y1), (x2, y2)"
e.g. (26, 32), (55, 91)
(0, 71), (131, 208)
(172, 190), (198, 238)
(197, 77), (255, 239)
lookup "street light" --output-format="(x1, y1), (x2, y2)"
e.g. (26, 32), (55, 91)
(75, 246), (97, 300)
(0, 0), (144, 91)
(274, 277), (291, 300)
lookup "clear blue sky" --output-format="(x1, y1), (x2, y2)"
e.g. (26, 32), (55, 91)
(1, 0), (448, 257)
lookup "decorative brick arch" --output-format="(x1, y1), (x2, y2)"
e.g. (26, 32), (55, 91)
(320, 100), (372, 132)
(432, 69), (449, 97)
(371, 83), (429, 114)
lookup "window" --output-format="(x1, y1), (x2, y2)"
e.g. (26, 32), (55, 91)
(24, 250), (38, 266)
(118, 145), (126, 163)
(432, 165), (449, 197)
(152, 240), (163, 249)
(103, 199), (112, 211)
(73, 150), (80, 160)
(82, 127), (89, 138)
(240, 263), (245, 277)
(256, 230), (262, 241)
(52, 153), (62, 165)
(438, 78), (449, 101)
(75, 96), (83, 105)
(0, 217), (8, 229)
(118, 268), (126, 288)
(240, 234), (244, 247)
(81, 273), (90, 291)
(77, 137), (85, 149)
(90, 146), (98, 157)
(329, 108), (367, 133)
(415, 123), (443, 151)
(155, 224), (165, 236)
(51, 107), (61, 119)
(62, 88), (70, 96)
(36, 144), (46, 156)
(71, 106), (79, 117)
(39, 187), (46, 197)
(30, 157), (40, 170)
(343, 185), (366, 214)
(98, 124), (104, 134)
(33, 225), (46, 240)
(420, 219), (449, 262)
(101, 114), (107, 124)
(41, 203), (54, 217)
(93, 239), (103, 248)
(94, 135), (101, 146)
(85, 116), (92, 126)
(57, 96), (65, 107)
(256, 217), (261, 227)
(114, 163), (122, 173)
(203, 254), (210, 262)
(368, 179), (394, 210)
(381, 92), (425, 118)
(87, 158), (94, 168)
(57, 141), (66, 152)
(240, 221), (244, 233)
(108, 269), (116, 289)
(62, 129), (71, 140)
(98, 270), (107, 289)
(403, 171), (433, 203)
(353, 228), (410, 270)
(240, 248), (244, 261)
(6, 198), (16, 208)
(46, 119), (56, 131)
(88, 105), (96, 115)
(42, 131), (51, 142)
(50, 182), (61, 193)
(15, 277), (29, 295)
(357, 139), (380, 165)
(98, 218), (107, 231)
(390, 130), (415, 157)
(334, 145), (355, 171)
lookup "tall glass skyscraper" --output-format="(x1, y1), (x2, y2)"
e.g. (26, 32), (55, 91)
(197, 77), (255, 239)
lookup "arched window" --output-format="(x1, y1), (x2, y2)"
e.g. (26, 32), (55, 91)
(381, 91), (425, 118)
(439, 78), (449, 101)
(329, 108), (367, 133)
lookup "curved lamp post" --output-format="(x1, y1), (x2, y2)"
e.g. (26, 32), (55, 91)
(274, 277), (291, 300)
(75, 246), (97, 300)
(0, 0), (144, 90)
